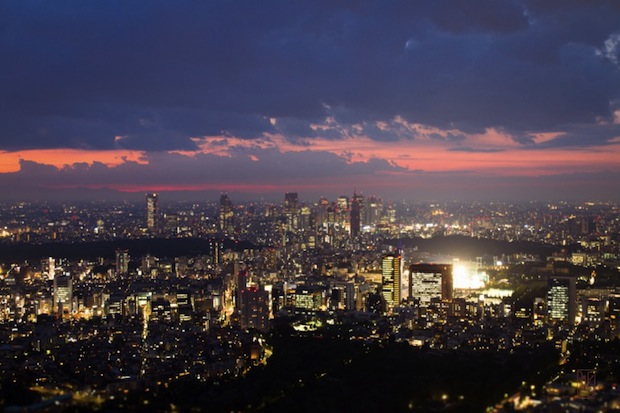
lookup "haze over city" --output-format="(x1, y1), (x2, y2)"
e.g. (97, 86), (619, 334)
(1, 1), (620, 201)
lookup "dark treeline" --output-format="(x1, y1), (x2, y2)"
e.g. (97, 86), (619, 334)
(88, 328), (561, 413)
(0, 238), (257, 262)
(387, 235), (565, 260)
(0, 235), (565, 263)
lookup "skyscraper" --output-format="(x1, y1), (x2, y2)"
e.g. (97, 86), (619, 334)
(219, 193), (234, 232)
(409, 264), (453, 306)
(381, 253), (402, 307)
(350, 191), (362, 238)
(284, 192), (298, 210)
(547, 275), (576, 325)
(364, 196), (383, 226)
(146, 193), (159, 232)
(53, 274), (72, 318)
(284, 192), (299, 231)
(116, 249), (129, 276)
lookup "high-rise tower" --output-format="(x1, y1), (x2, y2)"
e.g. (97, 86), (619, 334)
(284, 192), (299, 231)
(350, 191), (362, 238)
(116, 249), (129, 276)
(381, 253), (402, 308)
(53, 274), (72, 318)
(219, 193), (234, 233)
(146, 193), (159, 232)
(547, 275), (576, 325)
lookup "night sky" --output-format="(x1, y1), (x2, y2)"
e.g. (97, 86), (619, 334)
(1, 1), (620, 202)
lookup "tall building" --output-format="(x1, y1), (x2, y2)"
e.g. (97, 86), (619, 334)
(315, 196), (330, 229)
(176, 289), (192, 323)
(236, 268), (248, 310)
(146, 193), (159, 232)
(547, 275), (576, 325)
(350, 191), (362, 238)
(239, 284), (270, 331)
(284, 192), (299, 231)
(299, 206), (311, 231)
(284, 192), (298, 211)
(381, 253), (402, 307)
(337, 195), (349, 228)
(219, 193), (234, 232)
(116, 249), (129, 276)
(53, 274), (72, 318)
(364, 196), (383, 226)
(409, 264), (453, 306)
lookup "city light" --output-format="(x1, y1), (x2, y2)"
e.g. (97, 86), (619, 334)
(452, 263), (486, 290)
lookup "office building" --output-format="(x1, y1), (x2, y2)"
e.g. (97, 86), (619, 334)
(219, 193), (234, 232)
(350, 191), (362, 238)
(284, 192), (299, 231)
(146, 193), (159, 232)
(382, 253), (402, 307)
(239, 284), (270, 331)
(409, 264), (453, 307)
(53, 274), (72, 318)
(116, 249), (129, 276)
(547, 275), (576, 325)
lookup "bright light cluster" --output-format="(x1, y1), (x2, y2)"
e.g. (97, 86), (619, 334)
(453, 263), (486, 289)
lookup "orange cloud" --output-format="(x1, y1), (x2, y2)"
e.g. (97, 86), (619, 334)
(0, 149), (147, 173)
(188, 130), (620, 178)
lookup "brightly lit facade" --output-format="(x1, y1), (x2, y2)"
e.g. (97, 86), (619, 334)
(547, 276), (576, 325)
(382, 254), (402, 307)
(53, 274), (72, 317)
(146, 192), (159, 231)
(409, 264), (452, 306)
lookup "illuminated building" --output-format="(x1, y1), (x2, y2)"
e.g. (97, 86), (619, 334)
(337, 195), (349, 230)
(409, 264), (453, 306)
(47, 257), (55, 280)
(315, 196), (330, 228)
(146, 193), (159, 232)
(151, 297), (172, 322)
(547, 276), (576, 325)
(293, 287), (323, 310)
(284, 192), (299, 231)
(116, 249), (129, 276)
(53, 274), (72, 318)
(239, 284), (270, 331)
(300, 206), (311, 231)
(364, 196), (382, 226)
(329, 281), (356, 311)
(219, 193), (234, 232)
(580, 296), (605, 325)
(382, 253), (402, 307)
(176, 289), (192, 322)
(271, 282), (286, 315)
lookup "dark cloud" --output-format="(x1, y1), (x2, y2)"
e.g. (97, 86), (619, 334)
(2, 154), (619, 202)
(0, 150), (405, 192)
(0, 1), (619, 150)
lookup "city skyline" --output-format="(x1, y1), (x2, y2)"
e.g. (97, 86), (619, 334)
(0, 195), (618, 410)
(1, 1), (620, 201)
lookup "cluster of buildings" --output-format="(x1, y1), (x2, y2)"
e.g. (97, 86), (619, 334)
(0, 194), (619, 409)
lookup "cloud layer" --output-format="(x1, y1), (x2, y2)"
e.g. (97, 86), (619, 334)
(1, 1), (620, 200)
